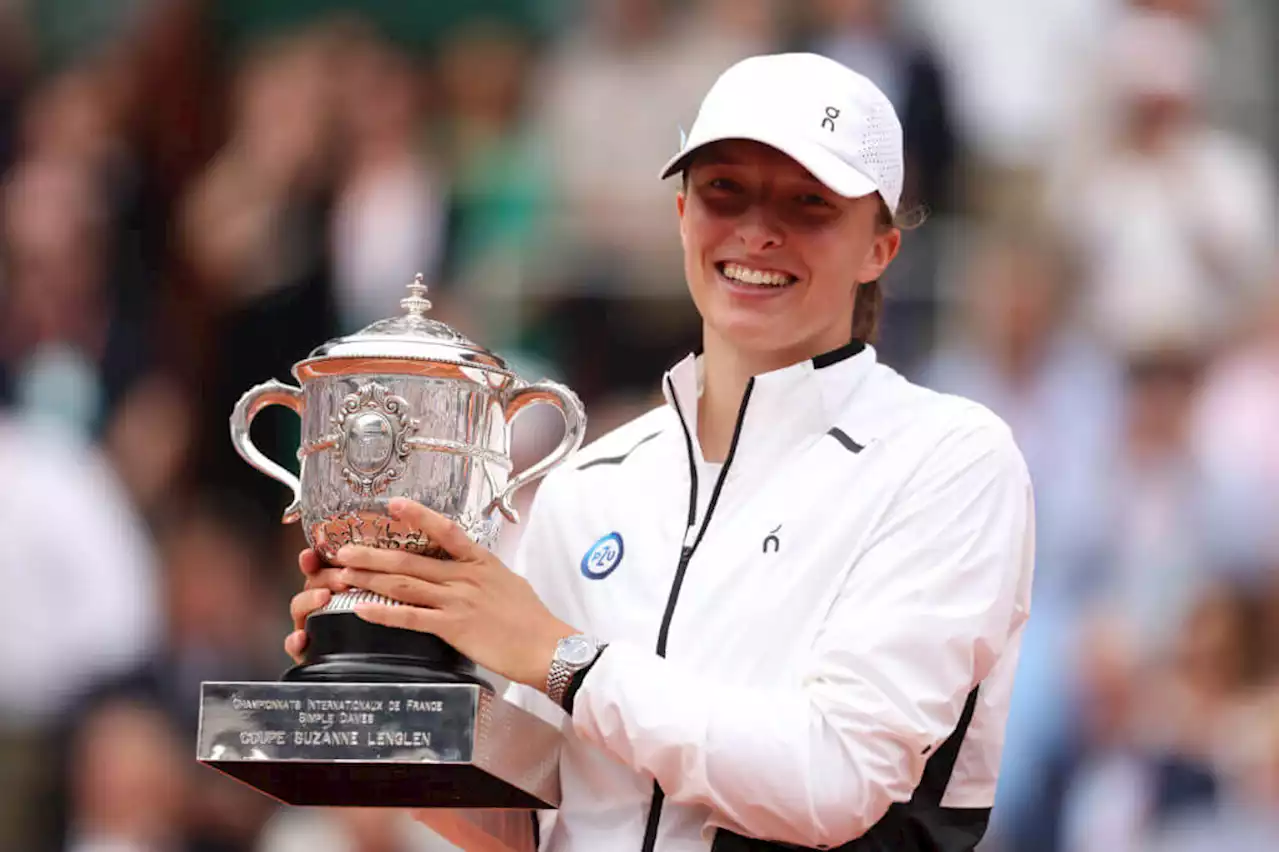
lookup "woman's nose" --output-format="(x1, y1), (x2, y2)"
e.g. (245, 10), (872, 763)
(735, 208), (785, 252)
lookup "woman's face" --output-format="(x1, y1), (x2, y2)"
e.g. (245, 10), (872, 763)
(677, 140), (899, 363)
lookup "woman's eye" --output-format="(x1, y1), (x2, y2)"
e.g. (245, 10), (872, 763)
(798, 193), (833, 208)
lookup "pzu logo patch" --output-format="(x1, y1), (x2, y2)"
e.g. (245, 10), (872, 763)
(581, 532), (624, 579)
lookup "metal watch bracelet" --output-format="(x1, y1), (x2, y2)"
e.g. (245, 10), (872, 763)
(547, 639), (607, 709)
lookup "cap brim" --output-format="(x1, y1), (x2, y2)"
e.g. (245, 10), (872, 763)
(659, 129), (879, 200)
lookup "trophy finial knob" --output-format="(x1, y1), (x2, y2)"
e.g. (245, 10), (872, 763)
(401, 273), (432, 316)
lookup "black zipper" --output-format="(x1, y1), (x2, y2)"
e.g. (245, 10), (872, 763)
(640, 376), (755, 852)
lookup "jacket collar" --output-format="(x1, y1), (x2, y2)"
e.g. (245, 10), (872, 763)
(661, 341), (879, 471)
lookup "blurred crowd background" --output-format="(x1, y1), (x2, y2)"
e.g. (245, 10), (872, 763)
(0, 0), (1275, 850)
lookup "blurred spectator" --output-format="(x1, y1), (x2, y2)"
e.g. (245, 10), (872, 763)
(179, 29), (333, 312)
(70, 493), (283, 730)
(16, 48), (161, 317)
(1146, 583), (1275, 763)
(1144, 686), (1278, 852)
(0, 412), (159, 852)
(178, 27), (339, 522)
(1188, 290), (1279, 574)
(1096, 339), (1218, 662)
(1050, 619), (1217, 852)
(909, 0), (1109, 175)
(1134, 0), (1278, 153)
(802, 0), (956, 212)
(0, 413), (160, 719)
(64, 699), (193, 852)
(16, 55), (139, 191)
(329, 22), (446, 330)
(1046, 8), (1276, 353)
(50, 493), (285, 852)
(1048, 582), (1277, 852)
(128, 0), (223, 213)
(434, 19), (552, 350)
(1090, 326), (1280, 665)
(0, 152), (152, 439)
(533, 0), (687, 295)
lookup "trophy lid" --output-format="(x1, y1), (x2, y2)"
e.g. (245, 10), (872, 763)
(300, 275), (511, 374)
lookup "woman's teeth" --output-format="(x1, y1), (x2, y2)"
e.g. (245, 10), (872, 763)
(720, 262), (796, 288)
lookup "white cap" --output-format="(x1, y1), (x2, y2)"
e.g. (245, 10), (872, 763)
(660, 53), (904, 212)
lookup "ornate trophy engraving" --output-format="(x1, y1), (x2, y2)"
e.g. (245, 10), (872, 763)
(197, 275), (585, 808)
(332, 382), (418, 496)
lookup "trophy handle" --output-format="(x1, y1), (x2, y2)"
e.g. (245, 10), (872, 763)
(489, 380), (586, 523)
(230, 380), (305, 524)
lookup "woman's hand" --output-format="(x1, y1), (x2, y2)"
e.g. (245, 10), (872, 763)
(283, 548), (349, 664)
(326, 497), (577, 691)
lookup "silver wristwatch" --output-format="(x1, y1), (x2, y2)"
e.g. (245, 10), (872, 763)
(546, 634), (604, 707)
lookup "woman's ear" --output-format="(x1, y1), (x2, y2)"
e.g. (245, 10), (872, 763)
(676, 190), (688, 244)
(857, 227), (901, 284)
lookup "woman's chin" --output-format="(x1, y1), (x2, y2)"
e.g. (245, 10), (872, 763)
(708, 317), (796, 357)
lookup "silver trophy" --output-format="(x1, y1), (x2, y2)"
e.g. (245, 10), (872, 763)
(196, 275), (585, 808)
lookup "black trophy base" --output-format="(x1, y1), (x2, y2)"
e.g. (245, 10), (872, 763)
(212, 760), (549, 808)
(285, 610), (492, 689)
(197, 681), (560, 808)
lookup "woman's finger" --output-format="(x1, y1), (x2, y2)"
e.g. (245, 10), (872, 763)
(290, 587), (331, 630)
(300, 550), (350, 591)
(388, 498), (485, 562)
(284, 629), (307, 664)
(299, 548), (324, 576)
(334, 544), (466, 583)
(340, 567), (451, 609)
(354, 601), (445, 636)
(304, 566), (350, 593)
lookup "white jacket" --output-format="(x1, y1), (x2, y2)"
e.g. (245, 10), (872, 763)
(470, 343), (1035, 852)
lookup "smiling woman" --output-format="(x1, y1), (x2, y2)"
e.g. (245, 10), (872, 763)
(286, 52), (1035, 852)
(676, 140), (900, 375)
(680, 158), (902, 348)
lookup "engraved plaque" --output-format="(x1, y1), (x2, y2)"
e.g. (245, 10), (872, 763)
(197, 682), (560, 808)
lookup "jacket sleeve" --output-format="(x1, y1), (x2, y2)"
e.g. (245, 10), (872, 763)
(569, 421), (1035, 848)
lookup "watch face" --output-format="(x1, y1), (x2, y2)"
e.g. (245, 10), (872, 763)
(559, 635), (597, 666)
